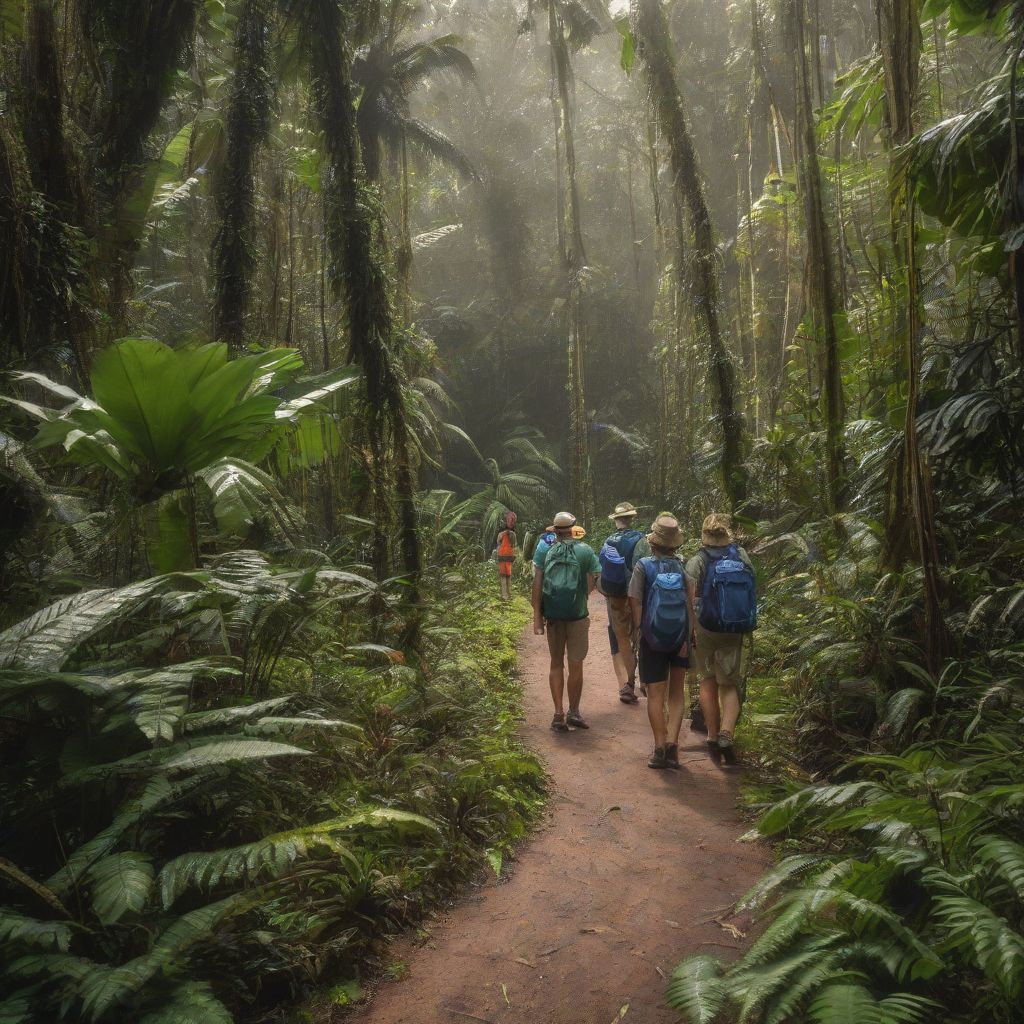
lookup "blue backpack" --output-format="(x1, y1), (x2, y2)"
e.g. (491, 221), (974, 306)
(599, 529), (643, 597)
(698, 545), (757, 633)
(640, 556), (688, 652)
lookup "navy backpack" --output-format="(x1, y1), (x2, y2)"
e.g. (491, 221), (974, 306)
(698, 545), (757, 633)
(598, 529), (643, 597)
(640, 556), (689, 652)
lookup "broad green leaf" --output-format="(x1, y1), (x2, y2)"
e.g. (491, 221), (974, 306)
(87, 853), (154, 924)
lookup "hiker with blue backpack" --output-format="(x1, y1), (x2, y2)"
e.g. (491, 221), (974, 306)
(685, 514), (757, 766)
(598, 502), (650, 704)
(532, 511), (602, 732)
(627, 515), (690, 769)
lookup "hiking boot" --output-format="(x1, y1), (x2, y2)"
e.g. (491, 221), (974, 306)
(717, 731), (738, 766)
(706, 739), (722, 764)
(665, 743), (680, 769)
(551, 713), (569, 732)
(566, 709), (589, 729)
(618, 683), (639, 705)
(648, 745), (668, 769)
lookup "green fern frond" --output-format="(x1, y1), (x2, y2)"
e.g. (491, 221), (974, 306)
(975, 836), (1024, 901)
(758, 782), (885, 836)
(665, 955), (727, 1024)
(79, 896), (246, 1022)
(807, 982), (880, 1024)
(182, 695), (292, 733)
(876, 992), (943, 1024)
(136, 981), (233, 1023)
(0, 909), (71, 953)
(86, 852), (154, 924)
(736, 937), (840, 1023)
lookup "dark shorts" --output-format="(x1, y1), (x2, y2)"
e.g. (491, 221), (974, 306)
(638, 637), (689, 685)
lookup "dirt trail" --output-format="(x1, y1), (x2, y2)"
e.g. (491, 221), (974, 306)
(349, 595), (769, 1024)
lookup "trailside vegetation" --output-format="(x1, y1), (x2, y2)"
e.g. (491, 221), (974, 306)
(1, 0), (1023, 1022)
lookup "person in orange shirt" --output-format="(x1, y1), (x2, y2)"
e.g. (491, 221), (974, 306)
(496, 510), (518, 601)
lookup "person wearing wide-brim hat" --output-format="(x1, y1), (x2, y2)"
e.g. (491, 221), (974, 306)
(600, 502), (650, 704)
(626, 514), (689, 769)
(685, 513), (755, 767)
(532, 511), (602, 732)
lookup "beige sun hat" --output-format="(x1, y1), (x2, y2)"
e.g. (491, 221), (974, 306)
(552, 511), (577, 528)
(647, 514), (685, 550)
(701, 513), (734, 546)
(608, 501), (638, 520)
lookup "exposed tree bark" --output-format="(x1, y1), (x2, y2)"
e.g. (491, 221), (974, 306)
(213, 0), (275, 347)
(788, 0), (847, 513)
(633, 0), (749, 509)
(547, 1), (594, 525)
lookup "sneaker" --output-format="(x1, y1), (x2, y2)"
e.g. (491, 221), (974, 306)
(717, 731), (738, 766)
(618, 683), (639, 705)
(706, 739), (722, 764)
(566, 709), (589, 729)
(665, 743), (680, 769)
(551, 713), (569, 732)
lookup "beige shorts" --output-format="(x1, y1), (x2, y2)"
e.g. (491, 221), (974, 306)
(693, 626), (742, 687)
(546, 617), (590, 663)
(606, 595), (634, 651)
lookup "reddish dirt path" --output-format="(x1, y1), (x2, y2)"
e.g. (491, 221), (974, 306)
(349, 595), (769, 1024)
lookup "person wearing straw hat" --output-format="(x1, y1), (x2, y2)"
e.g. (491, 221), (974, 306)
(627, 514), (690, 769)
(598, 502), (649, 704)
(685, 513), (755, 766)
(532, 512), (601, 731)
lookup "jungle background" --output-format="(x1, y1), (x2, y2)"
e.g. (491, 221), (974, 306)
(1, 0), (1023, 1021)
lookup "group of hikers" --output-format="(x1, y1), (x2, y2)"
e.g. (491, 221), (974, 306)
(496, 504), (756, 768)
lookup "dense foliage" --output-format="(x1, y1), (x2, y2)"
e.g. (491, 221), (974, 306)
(2, 0), (1024, 1022)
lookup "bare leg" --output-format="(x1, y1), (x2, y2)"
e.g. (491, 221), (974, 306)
(500, 575), (510, 601)
(566, 659), (584, 713)
(646, 680), (668, 746)
(666, 665), (687, 744)
(611, 651), (629, 686)
(549, 660), (566, 716)
(720, 685), (741, 735)
(699, 678), (721, 740)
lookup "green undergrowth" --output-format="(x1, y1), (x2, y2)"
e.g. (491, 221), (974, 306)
(0, 558), (544, 1024)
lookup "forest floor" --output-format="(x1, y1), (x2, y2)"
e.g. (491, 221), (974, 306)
(344, 594), (769, 1024)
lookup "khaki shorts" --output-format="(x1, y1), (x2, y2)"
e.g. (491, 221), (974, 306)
(693, 626), (742, 687)
(606, 595), (634, 652)
(546, 617), (590, 663)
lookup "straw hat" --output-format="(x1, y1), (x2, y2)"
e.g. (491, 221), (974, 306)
(701, 513), (733, 547)
(552, 511), (577, 528)
(608, 501), (638, 521)
(571, 525), (587, 540)
(647, 514), (685, 550)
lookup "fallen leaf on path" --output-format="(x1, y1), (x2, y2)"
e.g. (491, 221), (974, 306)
(604, 804), (622, 813)
(580, 925), (615, 934)
(655, 965), (667, 979)
(610, 1004), (629, 1022)
(664, 919), (681, 929)
(513, 957), (535, 968)
(717, 920), (746, 939)
(501, 984), (511, 1008)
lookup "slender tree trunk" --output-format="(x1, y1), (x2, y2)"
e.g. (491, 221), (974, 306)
(789, 0), (847, 513)
(548, 1), (593, 524)
(633, 0), (749, 509)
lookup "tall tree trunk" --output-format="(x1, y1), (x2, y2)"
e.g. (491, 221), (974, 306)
(788, 0), (847, 513)
(633, 0), (749, 509)
(878, 0), (948, 671)
(547, 1), (594, 524)
(302, 0), (421, 592)
(212, 0), (274, 347)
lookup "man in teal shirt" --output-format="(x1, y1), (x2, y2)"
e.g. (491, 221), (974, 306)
(532, 511), (601, 732)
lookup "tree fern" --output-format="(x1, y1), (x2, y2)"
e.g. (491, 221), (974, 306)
(665, 955), (727, 1024)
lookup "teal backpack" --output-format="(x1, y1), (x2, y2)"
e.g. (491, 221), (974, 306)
(542, 541), (582, 620)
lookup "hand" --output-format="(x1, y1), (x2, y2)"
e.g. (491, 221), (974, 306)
(534, 618), (546, 636)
